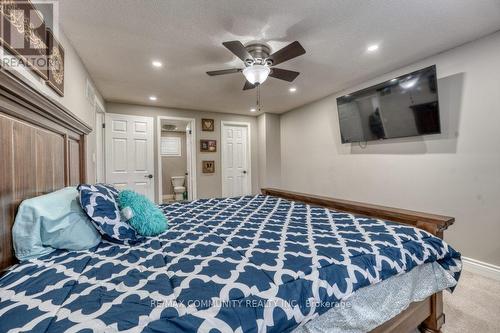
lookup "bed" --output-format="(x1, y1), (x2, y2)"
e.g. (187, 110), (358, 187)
(0, 68), (461, 332)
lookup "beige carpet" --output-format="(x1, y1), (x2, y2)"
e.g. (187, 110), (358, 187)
(443, 270), (500, 332)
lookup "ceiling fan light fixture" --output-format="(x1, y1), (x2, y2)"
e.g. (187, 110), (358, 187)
(243, 65), (270, 85)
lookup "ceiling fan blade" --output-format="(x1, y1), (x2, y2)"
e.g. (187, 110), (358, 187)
(269, 68), (300, 82)
(243, 81), (256, 90)
(267, 41), (305, 66)
(206, 68), (242, 76)
(222, 41), (253, 63)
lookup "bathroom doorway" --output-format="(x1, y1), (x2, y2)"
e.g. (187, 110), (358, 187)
(157, 116), (197, 203)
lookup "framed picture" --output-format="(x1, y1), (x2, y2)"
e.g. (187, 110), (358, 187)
(201, 118), (214, 131)
(200, 139), (216, 152)
(46, 28), (65, 96)
(0, 0), (48, 79)
(202, 160), (215, 173)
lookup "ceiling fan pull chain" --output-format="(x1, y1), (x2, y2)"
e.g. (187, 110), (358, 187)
(257, 85), (259, 110)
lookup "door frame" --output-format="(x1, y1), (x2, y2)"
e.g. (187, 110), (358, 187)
(94, 98), (106, 183)
(157, 116), (197, 203)
(221, 121), (252, 197)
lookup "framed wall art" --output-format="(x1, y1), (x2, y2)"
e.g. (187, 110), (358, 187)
(200, 139), (216, 152)
(202, 160), (215, 173)
(201, 118), (214, 131)
(46, 28), (65, 96)
(0, 0), (48, 79)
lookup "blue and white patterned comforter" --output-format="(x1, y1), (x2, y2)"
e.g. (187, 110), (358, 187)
(0, 195), (461, 333)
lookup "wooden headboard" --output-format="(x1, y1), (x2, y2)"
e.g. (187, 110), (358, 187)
(0, 69), (91, 272)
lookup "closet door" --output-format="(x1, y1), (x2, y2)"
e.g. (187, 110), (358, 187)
(105, 113), (154, 200)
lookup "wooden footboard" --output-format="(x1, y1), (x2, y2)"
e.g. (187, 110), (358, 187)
(261, 188), (454, 333)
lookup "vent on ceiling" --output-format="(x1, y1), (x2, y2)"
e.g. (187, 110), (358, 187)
(85, 79), (96, 107)
(162, 124), (177, 132)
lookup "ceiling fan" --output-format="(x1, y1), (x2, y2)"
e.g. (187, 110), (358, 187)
(206, 40), (306, 90)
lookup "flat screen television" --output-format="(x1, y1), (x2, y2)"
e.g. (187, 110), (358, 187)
(336, 65), (440, 143)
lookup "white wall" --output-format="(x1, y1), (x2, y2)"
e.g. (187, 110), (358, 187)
(258, 115), (267, 188)
(279, 32), (500, 266)
(106, 103), (260, 200)
(257, 113), (281, 188)
(265, 114), (281, 188)
(2, 29), (104, 183)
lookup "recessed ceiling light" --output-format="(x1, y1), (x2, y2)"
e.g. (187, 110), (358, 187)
(366, 44), (379, 52)
(289, 87), (297, 93)
(149, 96), (157, 101)
(152, 60), (163, 68)
(250, 108), (256, 112)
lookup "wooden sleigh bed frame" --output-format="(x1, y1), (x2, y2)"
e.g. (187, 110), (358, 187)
(0, 67), (455, 333)
(262, 188), (454, 333)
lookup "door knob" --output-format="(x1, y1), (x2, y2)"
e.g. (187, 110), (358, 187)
(242, 170), (247, 174)
(145, 174), (153, 179)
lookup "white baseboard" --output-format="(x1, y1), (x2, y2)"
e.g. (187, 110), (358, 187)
(462, 256), (500, 281)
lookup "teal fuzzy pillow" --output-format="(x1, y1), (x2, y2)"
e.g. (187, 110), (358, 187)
(117, 190), (167, 236)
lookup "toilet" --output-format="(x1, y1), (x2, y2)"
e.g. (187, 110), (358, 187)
(171, 176), (186, 201)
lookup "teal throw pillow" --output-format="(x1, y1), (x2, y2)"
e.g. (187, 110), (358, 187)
(117, 190), (167, 236)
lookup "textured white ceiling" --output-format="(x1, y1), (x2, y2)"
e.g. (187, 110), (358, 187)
(59, 0), (500, 115)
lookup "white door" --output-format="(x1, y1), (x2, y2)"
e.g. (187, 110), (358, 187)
(222, 123), (251, 197)
(185, 126), (193, 200)
(95, 111), (105, 183)
(105, 113), (155, 200)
